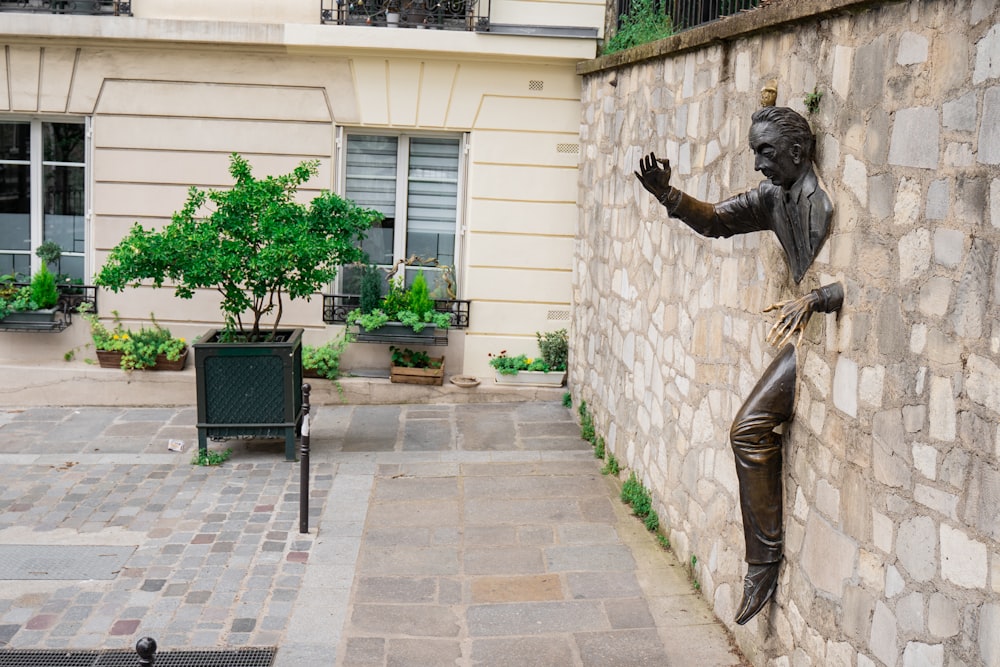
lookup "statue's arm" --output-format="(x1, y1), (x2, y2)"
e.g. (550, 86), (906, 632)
(635, 152), (768, 239)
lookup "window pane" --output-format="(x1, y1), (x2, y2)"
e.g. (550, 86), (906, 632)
(58, 254), (84, 282)
(43, 123), (85, 163)
(0, 163), (31, 251)
(44, 165), (86, 253)
(406, 137), (458, 268)
(0, 252), (29, 278)
(346, 135), (398, 218)
(0, 123), (30, 161)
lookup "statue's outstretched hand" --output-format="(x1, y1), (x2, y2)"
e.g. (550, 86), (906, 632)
(763, 292), (819, 348)
(635, 152), (672, 199)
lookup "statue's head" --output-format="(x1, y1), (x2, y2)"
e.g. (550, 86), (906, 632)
(749, 106), (815, 190)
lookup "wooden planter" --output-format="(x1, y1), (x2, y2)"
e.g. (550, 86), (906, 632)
(494, 369), (566, 388)
(390, 356), (445, 385)
(95, 348), (189, 371)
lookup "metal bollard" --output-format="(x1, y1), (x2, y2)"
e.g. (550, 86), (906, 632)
(136, 636), (157, 666)
(299, 383), (311, 534)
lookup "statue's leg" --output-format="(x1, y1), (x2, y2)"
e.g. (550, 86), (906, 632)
(730, 343), (796, 625)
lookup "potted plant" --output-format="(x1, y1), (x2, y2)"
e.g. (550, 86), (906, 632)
(389, 345), (445, 385)
(0, 264), (62, 329)
(96, 153), (380, 460)
(81, 307), (189, 371)
(347, 268), (452, 340)
(488, 328), (568, 387)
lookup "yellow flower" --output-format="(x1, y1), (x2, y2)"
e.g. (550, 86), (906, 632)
(179, 338), (185, 343)
(112, 334), (119, 340)
(525, 358), (533, 364)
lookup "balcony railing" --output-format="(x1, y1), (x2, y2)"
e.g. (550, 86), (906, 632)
(0, 0), (131, 15)
(616, 0), (758, 32)
(321, 0), (489, 31)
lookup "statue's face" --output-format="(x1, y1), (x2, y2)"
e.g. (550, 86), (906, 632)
(749, 121), (805, 190)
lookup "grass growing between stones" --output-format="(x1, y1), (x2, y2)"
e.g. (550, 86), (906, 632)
(191, 448), (233, 466)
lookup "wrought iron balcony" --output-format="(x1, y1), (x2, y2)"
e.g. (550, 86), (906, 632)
(321, 0), (489, 31)
(0, 0), (131, 15)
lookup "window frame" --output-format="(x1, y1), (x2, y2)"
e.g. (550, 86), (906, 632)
(334, 127), (468, 298)
(0, 115), (91, 280)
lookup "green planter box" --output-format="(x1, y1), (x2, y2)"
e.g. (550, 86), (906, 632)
(194, 328), (304, 461)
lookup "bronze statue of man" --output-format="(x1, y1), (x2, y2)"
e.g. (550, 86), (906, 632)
(636, 106), (844, 625)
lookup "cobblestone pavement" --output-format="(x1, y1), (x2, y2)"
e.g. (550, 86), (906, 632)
(0, 403), (745, 666)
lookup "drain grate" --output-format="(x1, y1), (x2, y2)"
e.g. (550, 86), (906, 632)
(0, 647), (275, 666)
(0, 546), (135, 581)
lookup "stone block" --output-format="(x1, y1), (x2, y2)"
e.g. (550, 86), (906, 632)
(896, 516), (937, 581)
(842, 585), (875, 644)
(912, 443), (937, 479)
(833, 356), (858, 418)
(899, 228), (932, 282)
(928, 592), (959, 638)
(980, 603), (1000, 667)
(873, 409), (912, 489)
(872, 511), (893, 554)
(885, 563), (905, 597)
(904, 405), (927, 433)
(966, 354), (1000, 413)
(897, 31), (929, 65)
(926, 180), (950, 221)
(894, 176), (922, 227)
(940, 523), (988, 588)
(979, 87), (1000, 165)
(896, 591), (925, 634)
(952, 237), (993, 338)
(852, 35), (887, 109)
(801, 513), (856, 596)
(832, 45), (853, 100)
(859, 365), (885, 407)
(869, 173), (894, 220)
(964, 461), (1000, 545)
(975, 25), (1000, 84)
(932, 227), (964, 266)
(914, 484), (958, 519)
(843, 155), (868, 206)
(888, 107), (939, 169)
(918, 276), (952, 317)
(870, 601), (899, 667)
(928, 376), (956, 442)
(943, 92), (978, 132)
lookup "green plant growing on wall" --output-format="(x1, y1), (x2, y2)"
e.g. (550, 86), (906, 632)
(603, 0), (674, 55)
(594, 435), (605, 459)
(601, 453), (620, 476)
(562, 392), (572, 408)
(804, 87), (823, 114)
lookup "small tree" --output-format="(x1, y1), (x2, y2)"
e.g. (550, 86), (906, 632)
(97, 154), (382, 341)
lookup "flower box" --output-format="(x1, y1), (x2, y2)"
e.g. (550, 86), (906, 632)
(96, 348), (189, 371)
(493, 369), (566, 388)
(391, 356), (445, 385)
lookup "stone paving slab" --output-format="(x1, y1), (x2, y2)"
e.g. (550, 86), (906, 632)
(0, 403), (746, 666)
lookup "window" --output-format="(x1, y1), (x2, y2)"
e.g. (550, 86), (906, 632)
(340, 132), (463, 299)
(0, 119), (88, 281)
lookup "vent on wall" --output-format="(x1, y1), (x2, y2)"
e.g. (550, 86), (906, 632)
(547, 309), (570, 321)
(529, 80), (544, 91)
(556, 143), (579, 154)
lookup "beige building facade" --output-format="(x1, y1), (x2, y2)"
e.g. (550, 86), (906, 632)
(0, 0), (601, 376)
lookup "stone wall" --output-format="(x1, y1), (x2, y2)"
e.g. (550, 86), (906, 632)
(574, 0), (1000, 664)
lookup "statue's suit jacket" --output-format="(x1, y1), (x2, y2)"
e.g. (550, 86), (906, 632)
(667, 168), (833, 284)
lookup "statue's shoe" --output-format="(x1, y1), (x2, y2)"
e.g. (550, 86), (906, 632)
(734, 562), (780, 625)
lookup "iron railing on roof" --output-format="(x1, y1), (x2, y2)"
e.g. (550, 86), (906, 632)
(616, 0), (758, 32)
(321, 0), (489, 30)
(0, 0), (131, 15)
